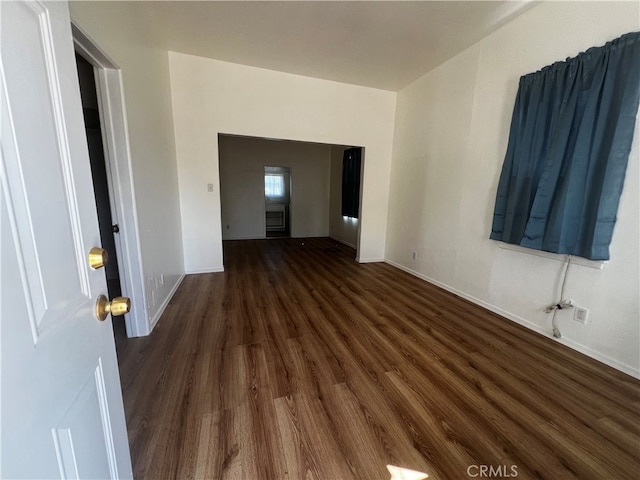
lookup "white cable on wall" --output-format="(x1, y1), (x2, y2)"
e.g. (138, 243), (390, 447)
(548, 255), (572, 338)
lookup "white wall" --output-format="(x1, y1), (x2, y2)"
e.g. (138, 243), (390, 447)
(329, 145), (360, 249)
(386, 1), (640, 376)
(70, 2), (184, 330)
(219, 135), (331, 240)
(168, 52), (397, 272)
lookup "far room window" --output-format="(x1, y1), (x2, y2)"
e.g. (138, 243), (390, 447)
(265, 173), (285, 200)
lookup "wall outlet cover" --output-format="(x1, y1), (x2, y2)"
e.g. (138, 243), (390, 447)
(574, 307), (589, 324)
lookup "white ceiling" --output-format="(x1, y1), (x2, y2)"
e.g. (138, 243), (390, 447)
(126, 1), (538, 91)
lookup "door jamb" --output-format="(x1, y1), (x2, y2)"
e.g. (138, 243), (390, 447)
(72, 23), (149, 337)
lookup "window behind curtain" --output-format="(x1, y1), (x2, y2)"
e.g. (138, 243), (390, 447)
(490, 31), (640, 261)
(341, 148), (362, 218)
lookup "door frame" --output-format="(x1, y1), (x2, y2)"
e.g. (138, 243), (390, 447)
(263, 165), (291, 238)
(72, 23), (149, 337)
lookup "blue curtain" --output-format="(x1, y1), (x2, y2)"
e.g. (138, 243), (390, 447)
(490, 31), (640, 260)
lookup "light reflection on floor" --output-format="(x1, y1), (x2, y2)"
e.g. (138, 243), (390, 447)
(387, 464), (429, 480)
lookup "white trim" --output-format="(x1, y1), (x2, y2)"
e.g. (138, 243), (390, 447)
(497, 242), (606, 270)
(72, 23), (149, 337)
(149, 274), (185, 330)
(40, 4), (91, 299)
(222, 235), (266, 241)
(384, 259), (640, 379)
(99, 68), (148, 336)
(357, 257), (385, 263)
(71, 23), (117, 69)
(329, 235), (357, 250)
(93, 359), (117, 479)
(185, 267), (225, 275)
(0, 63), (43, 344)
(51, 428), (79, 480)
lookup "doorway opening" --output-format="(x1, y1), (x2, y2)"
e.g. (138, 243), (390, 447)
(218, 134), (365, 260)
(265, 166), (291, 238)
(75, 52), (126, 341)
(72, 24), (149, 338)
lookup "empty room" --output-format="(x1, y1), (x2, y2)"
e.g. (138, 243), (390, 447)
(2, 1), (639, 479)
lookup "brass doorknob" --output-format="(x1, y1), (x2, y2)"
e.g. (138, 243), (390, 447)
(95, 295), (131, 321)
(88, 247), (109, 269)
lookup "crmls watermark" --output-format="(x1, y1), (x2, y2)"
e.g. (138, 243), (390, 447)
(467, 464), (519, 478)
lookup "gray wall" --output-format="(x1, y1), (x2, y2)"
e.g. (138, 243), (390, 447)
(219, 135), (332, 240)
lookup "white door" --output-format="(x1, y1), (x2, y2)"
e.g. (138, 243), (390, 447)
(1, 1), (133, 478)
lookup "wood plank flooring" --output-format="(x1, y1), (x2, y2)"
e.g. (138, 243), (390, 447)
(116, 238), (640, 480)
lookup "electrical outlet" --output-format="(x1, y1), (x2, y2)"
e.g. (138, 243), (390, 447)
(574, 306), (589, 324)
(207, 183), (214, 192)
(411, 251), (417, 260)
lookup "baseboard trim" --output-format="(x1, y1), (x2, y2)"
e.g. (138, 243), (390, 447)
(223, 235), (266, 241)
(358, 257), (385, 264)
(185, 266), (225, 274)
(384, 259), (640, 379)
(329, 235), (357, 250)
(149, 273), (185, 331)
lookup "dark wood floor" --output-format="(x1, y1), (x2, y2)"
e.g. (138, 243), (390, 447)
(117, 238), (640, 480)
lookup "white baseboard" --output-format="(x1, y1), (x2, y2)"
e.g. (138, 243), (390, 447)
(185, 266), (225, 274)
(384, 259), (640, 379)
(149, 273), (185, 331)
(222, 235), (265, 241)
(329, 235), (357, 249)
(358, 257), (385, 264)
